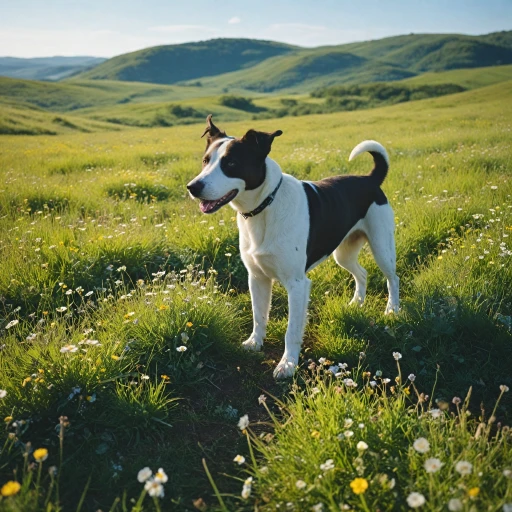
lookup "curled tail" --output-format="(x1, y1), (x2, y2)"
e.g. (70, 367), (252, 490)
(349, 140), (389, 186)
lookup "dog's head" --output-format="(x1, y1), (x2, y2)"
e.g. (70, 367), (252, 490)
(187, 115), (282, 214)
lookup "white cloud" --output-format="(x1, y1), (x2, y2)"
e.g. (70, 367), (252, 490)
(228, 17), (241, 25)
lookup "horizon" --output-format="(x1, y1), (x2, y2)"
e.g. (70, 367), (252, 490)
(1, 0), (511, 58)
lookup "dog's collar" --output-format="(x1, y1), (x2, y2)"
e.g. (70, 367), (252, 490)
(239, 176), (283, 219)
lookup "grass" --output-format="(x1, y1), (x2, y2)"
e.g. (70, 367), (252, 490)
(0, 80), (511, 510)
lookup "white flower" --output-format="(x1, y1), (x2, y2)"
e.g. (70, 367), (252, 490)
(320, 459), (335, 472)
(393, 352), (402, 360)
(238, 414), (249, 430)
(85, 339), (101, 346)
(176, 345), (187, 352)
(357, 441), (368, 451)
(60, 344), (78, 353)
(258, 394), (266, 405)
(448, 498), (463, 511)
(85, 291), (94, 297)
(343, 378), (357, 387)
(369, 380), (377, 387)
(500, 385), (510, 393)
(0, 390), (7, 399)
(382, 378), (391, 384)
(5, 319), (19, 329)
(408, 374), (416, 382)
(428, 408), (443, 419)
(141, 374), (150, 380)
(144, 479), (164, 498)
(424, 457), (443, 473)
(318, 357), (326, 364)
(233, 455), (245, 465)
(413, 438), (430, 453)
(56, 306), (67, 313)
(137, 467), (152, 483)
(181, 332), (189, 343)
(154, 468), (168, 483)
(503, 469), (512, 479)
(344, 430), (354, 438)
(241, 476), (252, 499)
(296, 479), (307, 490)
(344, 418), (354, 428)
(406, 492), (426, 508)
(358, 423), (365, 429)
(455, 460), (473, 475)
(312, 504), (324, 512)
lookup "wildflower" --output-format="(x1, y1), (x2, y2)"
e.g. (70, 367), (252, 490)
(343, 378), (357, 387)
(158, 305), (169, 311)
(424, 458), (443, 473)
(358, 423), (365, 429)
(86, 394), (96, 403)
(408, 374), (416, 382)
(448, 498), (463, 511)
(344, 418), (354, 428)
(161, 375), (170, 381)
(84, 339), (101, 346)
(238, 414), (249, 430)
(5, 320), (19, 329)
(406, 492), (426, 508)
(428, 408), (443, 419)
(258, 394), (266, 405)
(1, 481), (21, 497)
(154, 468), (168, 483)
(452, 397), (461, 405)
(144, 479), (164, 498)
(241, 476), (252, 499)
(141, 374), (150, 380)
(468, 487), (479, 498)
(0, 390), (6, 399)
(33, 448), (48, 462)
(56, 306), (67, 313)
(60, 344), (78, 353)
(176, 346), (187, 352)
(181, 332), (189, 343)
(137, 467), (152, 482)
(500, 385), (510, 392)
(344, 430), (354, 438)
(319, 459), (335, 472)
(382, 378), (391, 384)
(4, 416), (13, 422)
(311, 430), (321, 439)
(455, 460), (473, 475)
(375, 370), (382, 377)
(357, 441), (368, 451)
(350, 477), (368, 495)
(312, 504), (324, 512)
(393, 352), (402, 360)
(296, 479), (307, 490)
(504, 469), (512, 479)
(413, 438), (430, 453)
(233, 455), (246, 465)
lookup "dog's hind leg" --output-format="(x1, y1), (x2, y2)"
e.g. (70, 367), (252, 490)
(273, 276), (311, 379)
(365, 203), (399, 314)
(333, 230), (368, 306)
(242, 274), (273, 351)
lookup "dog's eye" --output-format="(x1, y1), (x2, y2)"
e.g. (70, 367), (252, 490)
(227, 160), (236, 167)
(202, 158), (209, 165)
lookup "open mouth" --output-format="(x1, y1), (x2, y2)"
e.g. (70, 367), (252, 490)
(199, 189), (238, 214)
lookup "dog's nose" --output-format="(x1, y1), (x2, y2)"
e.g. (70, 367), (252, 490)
(187, 180), (205, 197)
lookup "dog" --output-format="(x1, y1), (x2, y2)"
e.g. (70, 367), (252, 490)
(187, 115), (399, 379)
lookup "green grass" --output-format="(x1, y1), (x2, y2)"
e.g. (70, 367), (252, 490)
(0, 81), (511, 511)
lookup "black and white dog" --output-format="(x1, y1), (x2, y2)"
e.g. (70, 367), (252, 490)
(187, 115), (399, 379)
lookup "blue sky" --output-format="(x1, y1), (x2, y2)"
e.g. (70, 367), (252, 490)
(1, 0), (510, 57)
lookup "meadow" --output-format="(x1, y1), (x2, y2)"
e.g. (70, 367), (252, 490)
(0, 80), (511, 511)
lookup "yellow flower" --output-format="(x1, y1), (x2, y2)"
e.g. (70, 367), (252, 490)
(311, 430), (321, 439)
(33, 448), (48, 462)
(158, 305), (169, 311)
(111, 355), (120, 361)
(468, 487), (480, 498)
(4, 416), (13, 423)
(1, 480), (21, 497)
(350, 477), (369, 495)
(161, 375), (170, 381)
(186, 322), (193, 327)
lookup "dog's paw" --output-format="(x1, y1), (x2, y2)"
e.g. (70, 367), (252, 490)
(385, 303), (399, 315)
(349, 294), (365, 307)
(241, 336), (263, 351)
(273, 356), (297, 380)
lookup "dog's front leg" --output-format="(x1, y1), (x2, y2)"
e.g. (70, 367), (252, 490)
(273, 276), (311, 379)
(242, 273), (272, 351)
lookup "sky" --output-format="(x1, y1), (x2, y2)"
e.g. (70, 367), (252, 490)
(1, 0), (511, 58)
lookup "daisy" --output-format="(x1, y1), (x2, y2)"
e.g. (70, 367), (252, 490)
(233, 455), (245, 465)
(424, 458), (443, 473)
(455, 460), (473, 475)
(144, 479), (164, 498)
(60, 344), (78, 353)
(393, 352), (402, 360)
(413, 438), (430, 453)
(357, 441), (368, 451)
(238, 415), (249, 430)
(0, 390), (6, 399)
(154, 468), (168, 483)
(407, 492), (426, 508)
(319, 459), (335, 472)
(176, 346), (187, 352)
(137, 467), (152, 483)
(296, 480), (307, 490)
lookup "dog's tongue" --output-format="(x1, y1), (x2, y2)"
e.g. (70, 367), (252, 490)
(200, 199), (218, 213)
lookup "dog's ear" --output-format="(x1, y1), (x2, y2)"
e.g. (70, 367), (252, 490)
(201, 114), (227, 147)
(242, 129), (283, 158)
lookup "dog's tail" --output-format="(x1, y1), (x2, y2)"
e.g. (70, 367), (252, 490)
(349, 140), (389, 186)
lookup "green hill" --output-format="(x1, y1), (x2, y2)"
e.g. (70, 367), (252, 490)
(75, 39), (295, 84)
(70, 31), (512, 92)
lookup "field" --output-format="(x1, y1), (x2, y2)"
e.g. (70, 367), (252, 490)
(0, 80), (511, 511)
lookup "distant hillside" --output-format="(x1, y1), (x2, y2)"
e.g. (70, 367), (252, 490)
(70, 31), (512, 92)
(0, 56), (105, 81)
(75, 39), (296, 84)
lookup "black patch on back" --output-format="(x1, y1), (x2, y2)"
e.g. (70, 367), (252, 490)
(303, 176), (388, 270)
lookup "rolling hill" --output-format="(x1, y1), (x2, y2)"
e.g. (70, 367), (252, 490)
(70, 31), (512, 92)
(75, 39), (296, 84)
(0, 56), (105, 81)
